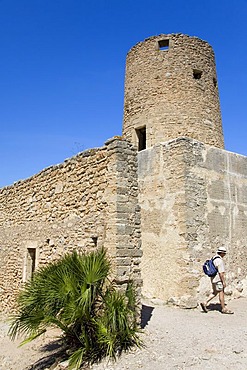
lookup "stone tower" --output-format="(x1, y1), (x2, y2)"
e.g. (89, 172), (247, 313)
(122, 34), (224, 150)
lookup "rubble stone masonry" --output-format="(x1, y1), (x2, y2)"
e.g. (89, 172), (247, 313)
(123, 34), (224, 149)
(0, 138), (142, 313)
(1, 33), (246, 312)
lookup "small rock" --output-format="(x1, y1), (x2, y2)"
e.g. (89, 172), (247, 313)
(202, 354), (211, 360)
(61, 360), (70, 367)
(150, 298), (165, 306)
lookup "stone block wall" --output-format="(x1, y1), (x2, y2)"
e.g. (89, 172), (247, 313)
(184, 139), (247, 302)
(0, 138), (142, 313)
(138, 137), (247, 307)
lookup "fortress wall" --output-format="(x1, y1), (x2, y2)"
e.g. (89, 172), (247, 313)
(138, 140), (189, 303)
(138, 137), (247, 307)
(185, 140), (247, 301)
(0, 138), (142, 313)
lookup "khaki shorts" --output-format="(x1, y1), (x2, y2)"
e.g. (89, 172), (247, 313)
(212, 281), (224, 293)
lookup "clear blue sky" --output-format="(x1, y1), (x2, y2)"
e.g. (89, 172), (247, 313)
(1, 0), (247, 188)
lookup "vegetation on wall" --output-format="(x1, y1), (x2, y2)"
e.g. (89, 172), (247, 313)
(9, 248), (141, 369)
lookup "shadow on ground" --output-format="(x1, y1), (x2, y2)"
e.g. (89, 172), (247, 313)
(26, 306), (154, 369)
(141, 304), (154, 329)
(206, 303), (222, 312)
(27, 339), (68, 370)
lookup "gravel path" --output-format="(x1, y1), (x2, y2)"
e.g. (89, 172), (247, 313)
(0, 297), (246, 370)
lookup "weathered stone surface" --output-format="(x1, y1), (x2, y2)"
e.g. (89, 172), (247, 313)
(138, 138), (247, 303)
(0, 33), (246, 312)
(123, 34), (224, 150)
(0, 138), (142, 313)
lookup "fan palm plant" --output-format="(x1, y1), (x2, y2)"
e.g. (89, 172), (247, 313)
(9, 248), (141, 369)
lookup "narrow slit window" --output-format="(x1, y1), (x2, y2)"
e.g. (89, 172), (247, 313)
(26, 248), (36, 280)
(136, 127), (146, 151)
(193, 69), (202, 79)
(213, 77), (217, 87)
(158, 39), (169, 51)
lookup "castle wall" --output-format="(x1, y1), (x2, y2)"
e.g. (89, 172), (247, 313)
(138, 137), (247, 307)
(123, 34), (224, 150)
(185, 139), (247, 302)
(1, 33), (244, 313)
(0, 138), (142, 313)
(138, 139), (189, 303)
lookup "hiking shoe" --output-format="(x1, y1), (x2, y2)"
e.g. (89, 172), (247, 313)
(200, 303), (208, 313)
(222, 308), (234, 314)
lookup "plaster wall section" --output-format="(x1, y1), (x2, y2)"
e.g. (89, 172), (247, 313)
(123, 34), (224, 150)
(0, 138), (142, 313)
(138, 140), (190, 304)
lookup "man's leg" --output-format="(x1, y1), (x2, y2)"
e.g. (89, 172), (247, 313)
(200, 285), (217, 312)
(220, 290), (234, 314)
(205, 292), (217, 306)
(219, 290), (225, 311)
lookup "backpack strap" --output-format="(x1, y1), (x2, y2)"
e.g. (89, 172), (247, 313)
(212, 256), (220, 262)
(212, 255), (220, 268)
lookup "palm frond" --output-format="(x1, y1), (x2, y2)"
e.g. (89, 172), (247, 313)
(19, 329), (47, 346)
(68, 347), (85, 370)
(9, 247), (141, 367)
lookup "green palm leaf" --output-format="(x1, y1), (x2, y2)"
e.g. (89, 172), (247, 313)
(9, 247), (141, 368)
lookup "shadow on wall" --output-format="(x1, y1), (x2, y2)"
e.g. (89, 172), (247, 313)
(141, 304), (154, 329)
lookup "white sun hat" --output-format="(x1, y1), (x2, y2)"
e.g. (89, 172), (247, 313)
(217, 246), (227, 254)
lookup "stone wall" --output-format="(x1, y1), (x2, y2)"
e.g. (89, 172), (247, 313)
(138, 138), (192, 304)
(1, 33), (245, 313)
(123, 34), (224, 150)
(0, 138), (142, 313)
(138, 137), (247, 307)
(185, 139), (247, 302)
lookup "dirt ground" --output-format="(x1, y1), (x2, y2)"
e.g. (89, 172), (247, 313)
(0, 297), (247, 370)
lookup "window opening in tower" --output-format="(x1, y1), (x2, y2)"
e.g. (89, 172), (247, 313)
(136, 127), (146, 151)
(193, 69), (202, 79)
(158, 39), (169, 51)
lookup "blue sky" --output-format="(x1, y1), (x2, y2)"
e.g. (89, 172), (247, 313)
(0, 0), (247, 188)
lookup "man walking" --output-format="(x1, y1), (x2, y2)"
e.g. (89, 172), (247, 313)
(201, 246), (234, 314)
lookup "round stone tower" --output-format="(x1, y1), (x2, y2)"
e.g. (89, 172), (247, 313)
(122, 34), (224, 150)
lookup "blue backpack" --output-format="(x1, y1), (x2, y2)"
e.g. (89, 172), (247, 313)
(203, 256), (220, 277)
